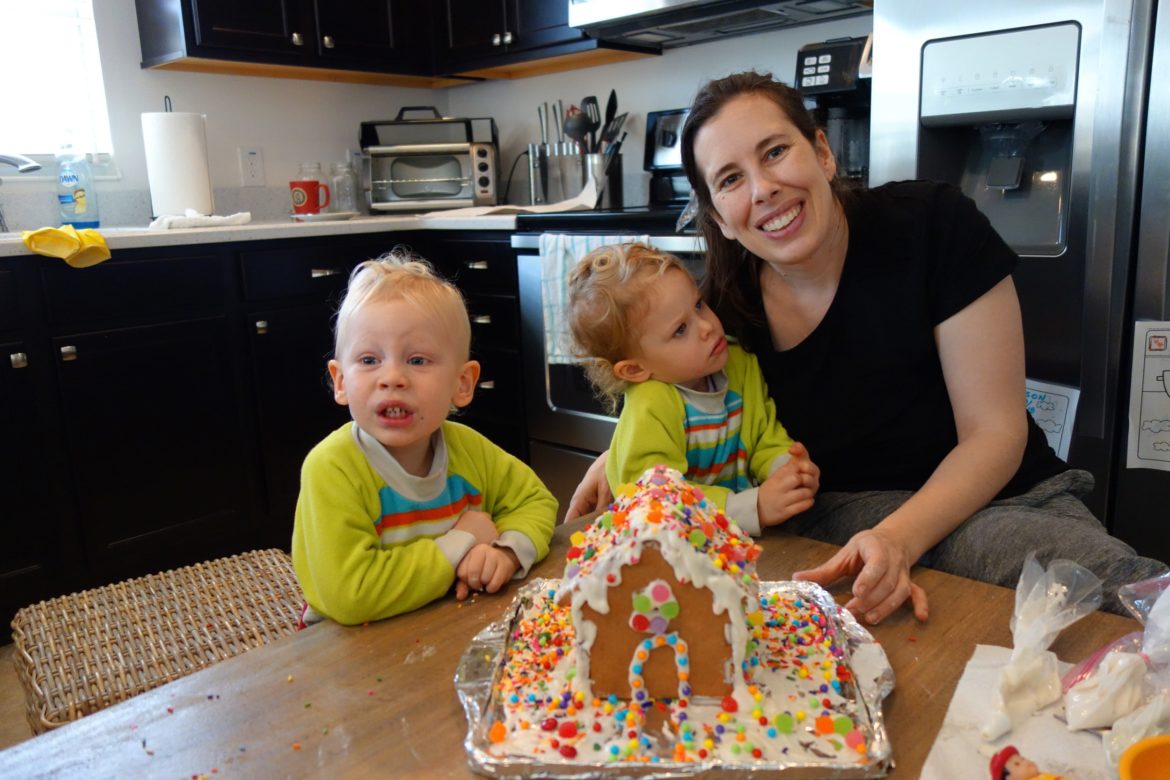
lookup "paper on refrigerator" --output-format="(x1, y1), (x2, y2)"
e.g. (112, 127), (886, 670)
(1126, 320), (1170, 470)
(1025, 378), (1080, 461)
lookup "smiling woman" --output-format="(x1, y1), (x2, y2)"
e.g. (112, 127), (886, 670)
(0, 0), (113, 161)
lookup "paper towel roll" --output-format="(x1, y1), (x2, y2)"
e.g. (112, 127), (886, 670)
(141, 112), (214, 218)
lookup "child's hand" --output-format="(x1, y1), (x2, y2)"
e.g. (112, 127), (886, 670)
(454, 544), (520, 600)
(758, 442), (820, 528)
(453, 510), (499, 547)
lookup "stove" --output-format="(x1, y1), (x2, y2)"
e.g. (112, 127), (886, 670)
(511, 206), (704, 511)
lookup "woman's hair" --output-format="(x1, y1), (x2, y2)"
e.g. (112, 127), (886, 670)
(333, 247), (471, 360)
(567, 242), (685, 413)
(679, 70), (853, 342)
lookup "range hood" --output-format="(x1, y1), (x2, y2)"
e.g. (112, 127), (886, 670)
(569, 0), (873, 49)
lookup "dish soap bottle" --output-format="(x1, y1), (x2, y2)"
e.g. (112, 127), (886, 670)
(56, 142), (100, 228)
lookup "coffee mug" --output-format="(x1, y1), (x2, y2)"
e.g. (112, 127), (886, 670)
(290, 179), (331, 214)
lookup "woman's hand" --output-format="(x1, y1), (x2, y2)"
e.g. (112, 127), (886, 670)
(758, 442), (820, 528)
(564, 450), (612, 522)
(793, 527), (929, 625)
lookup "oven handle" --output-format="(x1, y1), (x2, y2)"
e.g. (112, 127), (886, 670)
(509, 234), (705, 252)
(367, 143), (472, 155)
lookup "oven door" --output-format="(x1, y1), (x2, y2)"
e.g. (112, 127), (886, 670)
(514, 233), (705, 510)
(368, 144), (474, 211)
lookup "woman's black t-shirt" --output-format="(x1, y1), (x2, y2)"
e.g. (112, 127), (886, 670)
(735, 180), (1066, 497)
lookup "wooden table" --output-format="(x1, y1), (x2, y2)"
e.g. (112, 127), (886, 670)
(0, 519), (1138, 778)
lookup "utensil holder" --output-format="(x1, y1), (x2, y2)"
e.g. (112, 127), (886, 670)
(586, 153), (623, 210)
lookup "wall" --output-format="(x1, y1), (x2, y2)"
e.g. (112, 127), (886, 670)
(0, 2), (870, 230)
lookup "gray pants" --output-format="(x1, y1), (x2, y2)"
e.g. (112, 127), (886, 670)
(784, 470), (1168, 615)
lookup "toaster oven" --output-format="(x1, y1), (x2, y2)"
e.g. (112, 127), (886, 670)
(360, 109), (499, 213)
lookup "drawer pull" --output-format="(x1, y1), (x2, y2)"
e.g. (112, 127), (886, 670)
(492, 33), (502, 46)
(465, 260), (489, 270)
(9, 352), (28, 369)
(322, 35), (335, 49)
(472, 314), (492, 325)
(291, 32), (304, 46)
(503, 31), (513, 45)
(478, 380), (496, 390)
(255, 320), (269, 335)
(60, 345), (78, 362)
(311, 267), (343, 278)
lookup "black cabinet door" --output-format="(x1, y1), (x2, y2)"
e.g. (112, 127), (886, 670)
(441, 0), (509, 62)
(0, 340), (78, 635)
(439, 0), (585, 69)
(189, 0), (312, 57)
(314, 0), (434, 74)
(509, 0), (584, 51)
(53, 318), (257, 582)
(247, 303), (352, 547)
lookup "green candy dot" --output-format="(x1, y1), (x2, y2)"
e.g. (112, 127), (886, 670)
(833, 715), (852, 735)
(808, 697), (819, 710)
(659, 600), (680, 619)
(688, 529), (707, 546)
(632, 594), (652, 613)
(774, 713), (794, 733)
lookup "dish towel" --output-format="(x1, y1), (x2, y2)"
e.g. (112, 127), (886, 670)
(148, 210), (252, 230)
(538, 233), (649, 365)
(21, 225), (111, 268)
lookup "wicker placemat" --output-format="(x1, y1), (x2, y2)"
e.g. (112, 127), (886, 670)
(10, 548), (302, 734)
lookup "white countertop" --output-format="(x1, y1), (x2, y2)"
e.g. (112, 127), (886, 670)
(0, 212), (517, 258)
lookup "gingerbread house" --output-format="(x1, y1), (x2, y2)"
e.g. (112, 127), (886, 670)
(557, 466), (763, 703)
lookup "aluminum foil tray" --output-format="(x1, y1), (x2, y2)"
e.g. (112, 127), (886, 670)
(456, 579), (894, 779)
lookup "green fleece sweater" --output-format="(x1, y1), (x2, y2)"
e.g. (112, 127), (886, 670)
(293, 421), (556, 624)
(606, 344), (794, 535)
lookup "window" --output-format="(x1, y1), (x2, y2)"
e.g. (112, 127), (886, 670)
(0, 0), (113, 162)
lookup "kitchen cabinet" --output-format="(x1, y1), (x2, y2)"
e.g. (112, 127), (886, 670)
(239, 234), (413, 547)
(437, 0), (586, 70)
(135, 0), (454, 85)
(39, 249), (263, 585)
(135, 0), (655, 84)
(422, 232), (527, 459)
(2, 226), (527, 637)
(0, 259), (82, 641)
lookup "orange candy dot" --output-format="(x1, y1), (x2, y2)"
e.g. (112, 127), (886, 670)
(815, 716), (834, 735)
(489, 721), (507, 743)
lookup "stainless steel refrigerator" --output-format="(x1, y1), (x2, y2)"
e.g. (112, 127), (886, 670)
(869, 0), (1169, 563)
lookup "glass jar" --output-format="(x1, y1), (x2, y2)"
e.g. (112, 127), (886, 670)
(297, 162), (331, 211)
(330, 161), (360, 214)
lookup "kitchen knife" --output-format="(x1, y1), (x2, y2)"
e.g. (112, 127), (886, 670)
(538, 104), (546, 145)
(604, 90), (617, 135)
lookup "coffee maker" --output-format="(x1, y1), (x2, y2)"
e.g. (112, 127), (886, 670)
(645, 109), (692, 207)
(796, 34), (872, 185)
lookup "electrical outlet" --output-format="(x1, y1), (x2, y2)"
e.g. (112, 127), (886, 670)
(238, 147), (265, 186)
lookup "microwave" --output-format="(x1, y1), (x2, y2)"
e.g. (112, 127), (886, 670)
(360, 110), (499, 213)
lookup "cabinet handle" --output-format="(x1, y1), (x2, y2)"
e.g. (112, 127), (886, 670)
(471, 314), (492, 325)
(60, 345), (78, 362)
(322, 35), (335, 49)
(492, 33), (502, 46)
(9, 352), (28, 369)
(255, 320), (269, 335)
(291, 32), (304, 46)
(503, 31), (513, 45)
(465, 260), (489, 270)
(478, 380), (496, 390)
(311, 267), (343, 278)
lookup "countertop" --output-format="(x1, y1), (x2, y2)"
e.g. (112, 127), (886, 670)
(0, 212), (517, 258)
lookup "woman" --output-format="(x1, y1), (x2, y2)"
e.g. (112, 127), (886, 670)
(567, 71), (1166, 624)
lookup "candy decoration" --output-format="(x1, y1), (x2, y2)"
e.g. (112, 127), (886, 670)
(627, 579), (681, 635)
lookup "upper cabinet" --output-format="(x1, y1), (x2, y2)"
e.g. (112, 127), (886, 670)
(135, 0), (462, 86)
(438, 0), (586, 69)
(135, 0), (657, 85)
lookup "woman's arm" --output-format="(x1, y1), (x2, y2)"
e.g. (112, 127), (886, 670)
(796, 277), (1029, 623)
(565, 450), (611, 522)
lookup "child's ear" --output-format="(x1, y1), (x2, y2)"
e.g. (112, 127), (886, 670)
(613, 358), (651, 384)
(327, 359), (348, 406)
(452, 359), (481, 408)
